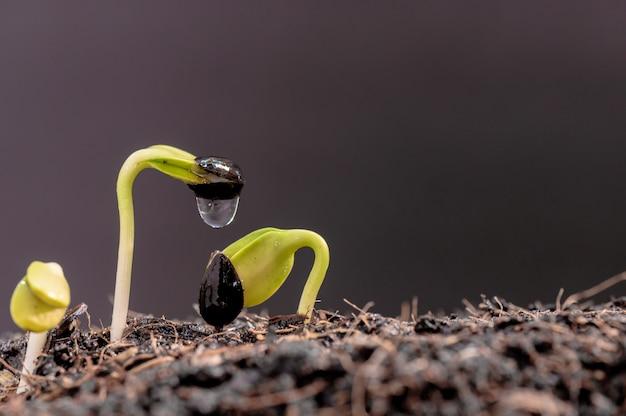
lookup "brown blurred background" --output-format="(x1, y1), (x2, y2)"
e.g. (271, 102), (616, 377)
(1, 3), (625, 331)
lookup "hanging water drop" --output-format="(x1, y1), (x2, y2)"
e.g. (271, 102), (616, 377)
(196, 196), (240, 228)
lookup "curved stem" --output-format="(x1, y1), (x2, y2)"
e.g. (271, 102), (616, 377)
(17, 331), (47, 394)
(290, 230), (330, 319)
(110, 150), (148, 341)
(110, 147), (199, 341)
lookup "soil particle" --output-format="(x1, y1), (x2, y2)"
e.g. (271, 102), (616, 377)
(0, 296), (625, 415)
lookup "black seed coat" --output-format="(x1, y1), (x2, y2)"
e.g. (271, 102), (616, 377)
(189, 156), (244, 200)
(198, 251), (244, 328)
(188, 182), (243, 200)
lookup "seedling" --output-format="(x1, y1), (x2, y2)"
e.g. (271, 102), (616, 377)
(198, 228), (330, 327)
(10, 261), (70, 394)
(110, 145), (244, 341)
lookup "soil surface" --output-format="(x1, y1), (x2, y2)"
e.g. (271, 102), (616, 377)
(0, 294), (625, 415)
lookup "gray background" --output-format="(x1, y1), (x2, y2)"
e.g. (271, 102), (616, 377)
(1, 2), (625, 331)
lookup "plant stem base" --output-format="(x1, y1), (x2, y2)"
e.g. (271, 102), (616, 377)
(17, 331), (48, 394)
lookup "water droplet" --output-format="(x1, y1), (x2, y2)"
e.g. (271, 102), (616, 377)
(196, 196), (240, 228)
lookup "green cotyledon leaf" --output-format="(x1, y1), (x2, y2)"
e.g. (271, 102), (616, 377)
(11, 261), (70, 333)
(222, 228), (329, 315)
(225, 228), (296, 307)
(24, 261), (70, 308)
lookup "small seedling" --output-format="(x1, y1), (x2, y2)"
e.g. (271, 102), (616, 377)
(198, 228), (330, 328)
(110, 145), (244, 341)
(10, 261), (70, 394)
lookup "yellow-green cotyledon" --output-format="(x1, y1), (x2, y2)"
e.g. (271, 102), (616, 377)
(11, 261), (70, 332)
(10, 261), (70, 394)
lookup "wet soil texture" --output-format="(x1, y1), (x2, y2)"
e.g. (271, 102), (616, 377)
(0, 296), (625, 415)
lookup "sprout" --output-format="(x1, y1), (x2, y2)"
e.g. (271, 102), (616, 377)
(198, 228), (329, 328)
(110, 145), (244, 341)
(10, 261), (70, 394)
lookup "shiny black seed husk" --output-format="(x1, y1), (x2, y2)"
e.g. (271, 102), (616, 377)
(195, 156), (244, 184)
(190, 156), (244, 200)
(198, 251), (244, 328)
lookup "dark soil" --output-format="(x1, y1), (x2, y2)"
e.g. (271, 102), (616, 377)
(0, 293), (625, 415)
